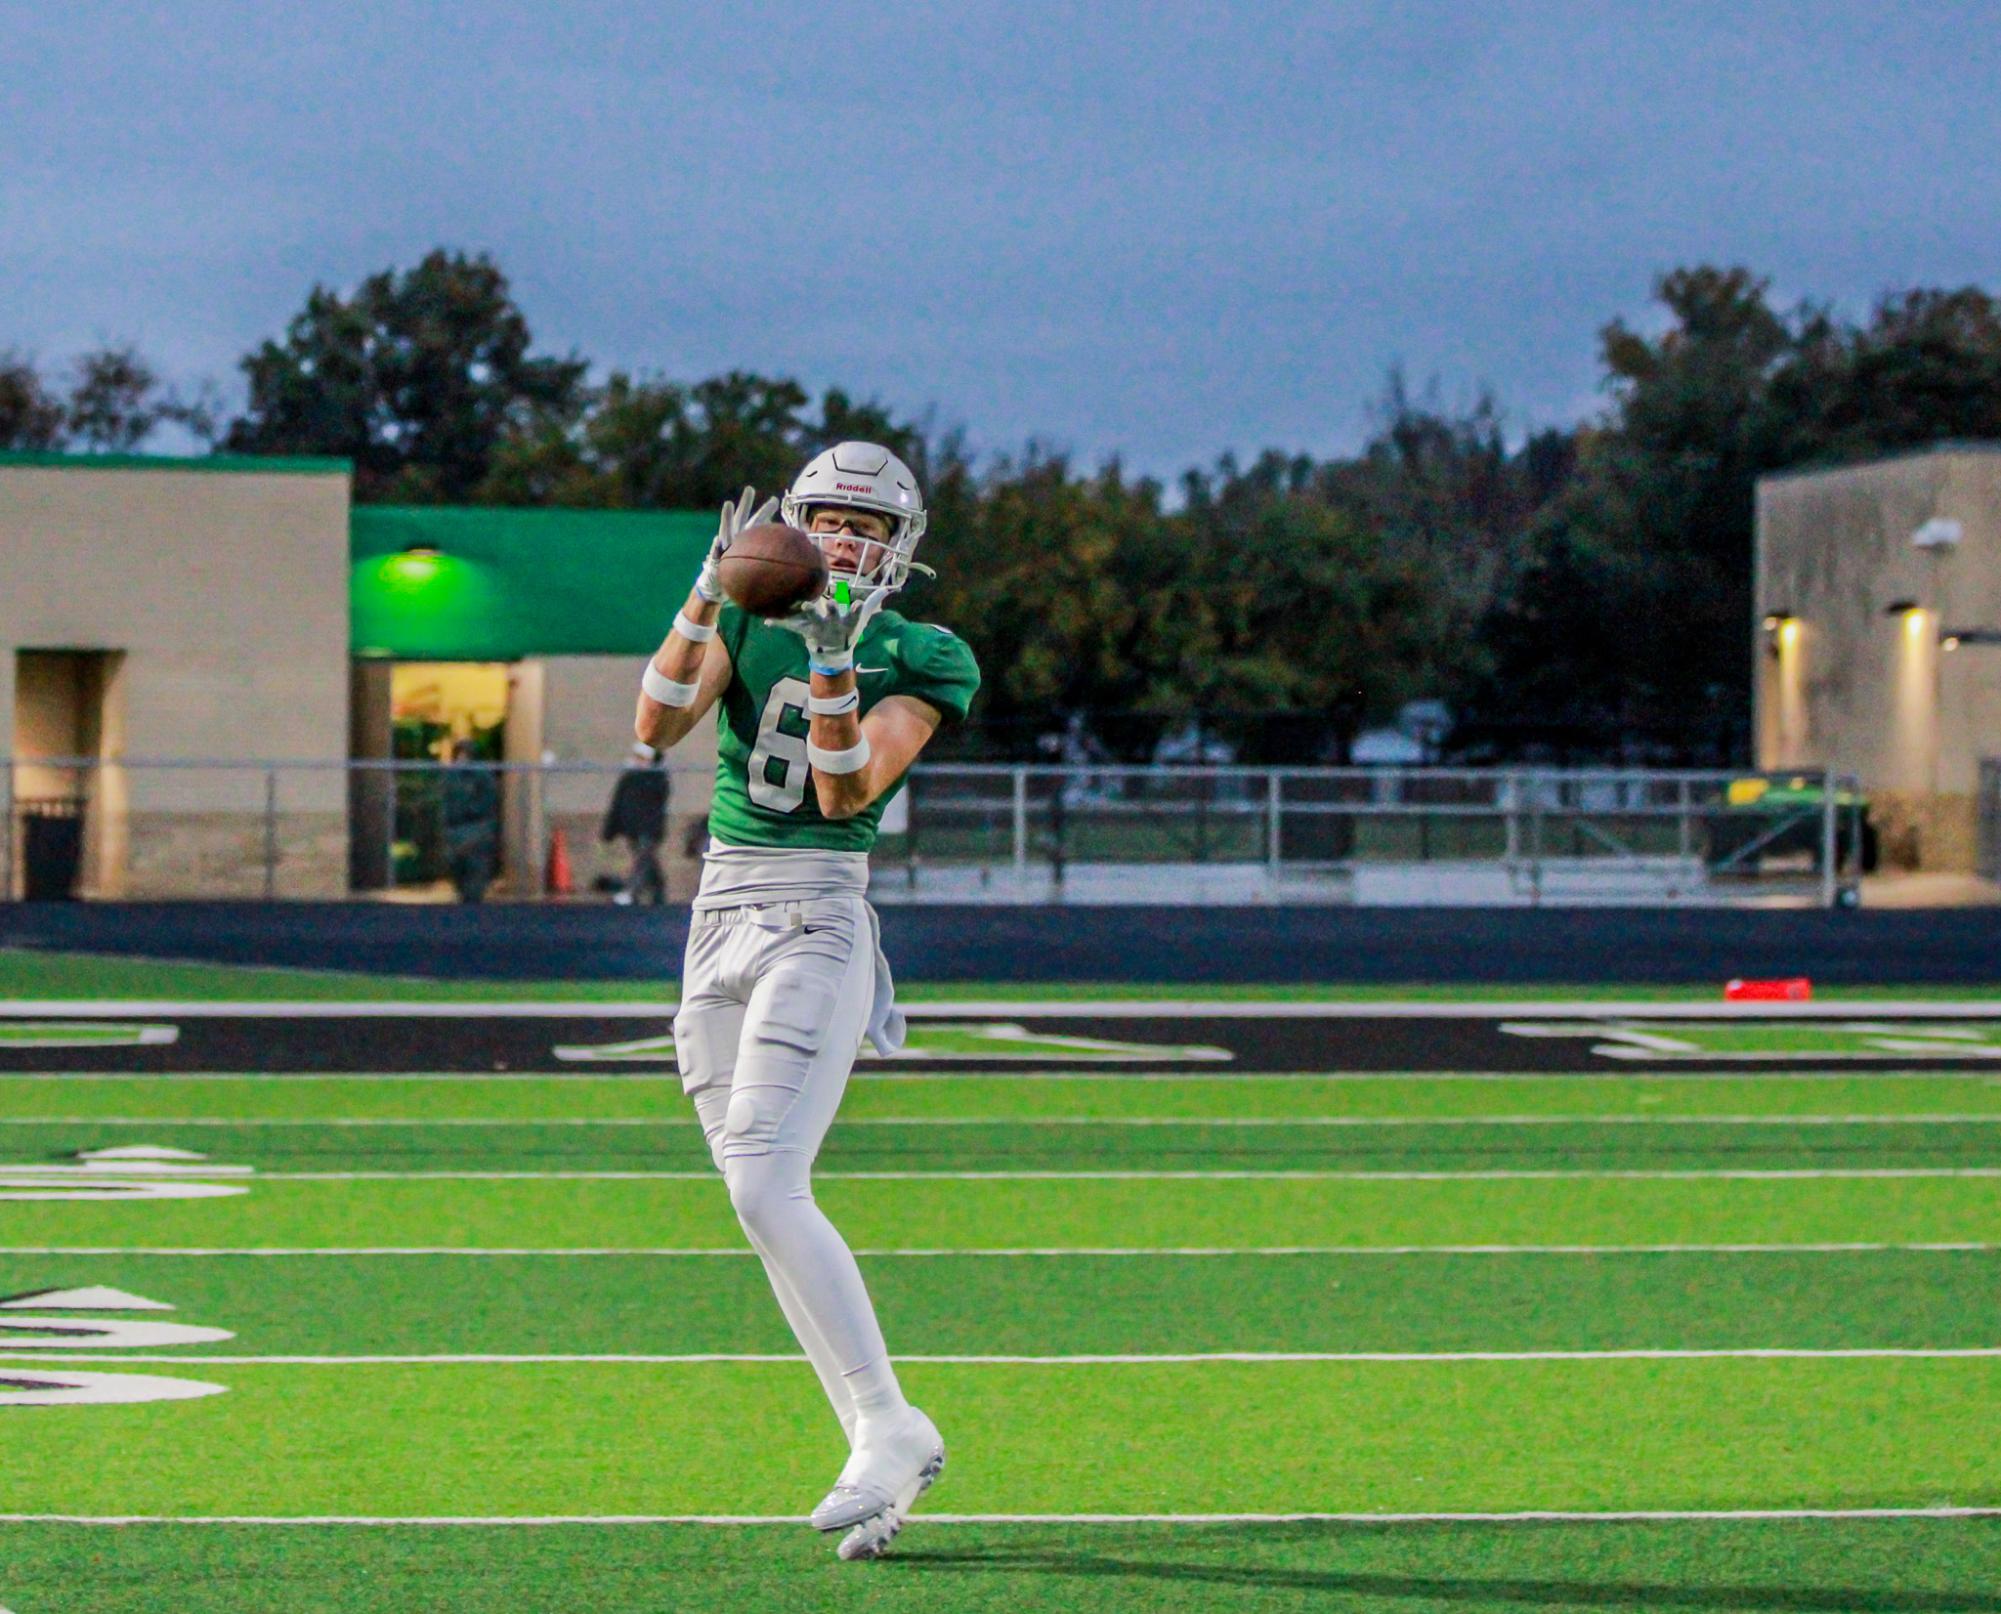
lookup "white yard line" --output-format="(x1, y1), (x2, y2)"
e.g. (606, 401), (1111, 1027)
(0, 1243), (1990, 1257)
(0, 1115), (707, 1126)
(836, 1112), (2001, 1127)
(11, 998), (2001, 1019)
(6, 1349), (1999, 1366)
(219, 1166), (2001, 1180)
(4, 1112), (2000, 1128)
(0, 1507), (1996, 1525)
(856, 1069), (2001, 1084)
(0, 1001), (687, 1019)
(1, 1507), (1995, 1525)
(923, 1002), (2001, 1021)
(6, 1069), (1994, 1084)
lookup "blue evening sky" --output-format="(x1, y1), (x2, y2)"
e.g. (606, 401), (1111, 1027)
(5, 0), (1996, 475)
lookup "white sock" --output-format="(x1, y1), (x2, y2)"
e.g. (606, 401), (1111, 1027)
(694, 1086), (861, 1444)
(843, 1353), (907, 1430)
(724, 1149), (910, 1435)
(749, 1231), (860, 1446)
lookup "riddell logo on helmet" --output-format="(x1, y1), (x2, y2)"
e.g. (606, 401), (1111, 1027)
(835, 482), (875, 494)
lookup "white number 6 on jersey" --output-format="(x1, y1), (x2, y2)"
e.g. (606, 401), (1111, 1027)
(747, 677), (811, 812)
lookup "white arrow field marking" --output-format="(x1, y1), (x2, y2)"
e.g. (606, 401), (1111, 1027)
(0, 1021), (177, 1048)
(0, 1163), (252, 1178)
(0, 1287), (174, 1312)
(0, 1184), (248, 1208)
(0, 1179), (247, 1202)
(0, 1145), (252, 1201)
(0, 1152), (250, 1184)
(0, 1370), (227, 1406)
(0, 1317), (232, 1350)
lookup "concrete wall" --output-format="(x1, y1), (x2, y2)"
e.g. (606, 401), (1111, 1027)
(347, 659), (395, 890)
(1, 459), (352, 896)
(1756, 445), (2001, 871)
(1935, 452), (2001, 825)
(541, 654), (718, 902)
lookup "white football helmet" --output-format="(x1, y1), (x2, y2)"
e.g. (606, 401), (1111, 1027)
(781, 441), (928, 607)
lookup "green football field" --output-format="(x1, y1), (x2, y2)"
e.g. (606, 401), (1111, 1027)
(0, 966), (1997, 1608)
(11, 944), (2001, 1003)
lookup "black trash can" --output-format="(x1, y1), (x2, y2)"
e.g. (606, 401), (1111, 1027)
(20, 798), (87, 901)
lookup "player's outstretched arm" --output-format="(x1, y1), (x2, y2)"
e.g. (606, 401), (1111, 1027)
(635, 622), (732, 751)
(635, 487), (769, 750)
(807, 692), (943, 821)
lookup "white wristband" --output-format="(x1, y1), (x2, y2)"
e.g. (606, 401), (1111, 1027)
(807, 734), (872, 775)
(807, 689), (860, 717)
(642, 661), (699, 709)
(673, 610), (717, 643)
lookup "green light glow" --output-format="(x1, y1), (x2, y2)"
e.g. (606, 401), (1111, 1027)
(383, 550), (446, 587)
(351, 545), (505, 659)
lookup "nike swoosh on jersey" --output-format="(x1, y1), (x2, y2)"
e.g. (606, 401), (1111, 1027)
(857, 665), (891, 675)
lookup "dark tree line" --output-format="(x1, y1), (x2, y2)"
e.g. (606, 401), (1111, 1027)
(1, 343), (214, 453)
(1476, 269), (2001, 763)
(10, 253), (2001, 763)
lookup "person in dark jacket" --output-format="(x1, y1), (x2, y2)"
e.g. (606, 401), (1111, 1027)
(603, 742), (670, 905)
(441, 739), (501, 903)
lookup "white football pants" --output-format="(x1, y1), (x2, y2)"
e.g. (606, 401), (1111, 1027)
(674, 894), (905, 1447)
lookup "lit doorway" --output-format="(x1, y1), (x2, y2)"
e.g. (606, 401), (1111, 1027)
(389, 662), (509, 896)
(11, 649), (124, 899)
(348, 660), (545, 898)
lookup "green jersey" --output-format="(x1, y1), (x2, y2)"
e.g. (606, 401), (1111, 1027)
(707, 603), (981, 853)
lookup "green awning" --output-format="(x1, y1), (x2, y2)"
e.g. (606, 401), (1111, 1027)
(350, 505), (714, 659)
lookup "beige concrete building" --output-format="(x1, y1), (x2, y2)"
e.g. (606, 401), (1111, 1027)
(1755, 443), (2001, 872)
(2, 453), (718, 900)
(0, 454), (352, 897)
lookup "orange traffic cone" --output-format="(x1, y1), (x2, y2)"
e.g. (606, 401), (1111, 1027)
(546, 826), (575, 897)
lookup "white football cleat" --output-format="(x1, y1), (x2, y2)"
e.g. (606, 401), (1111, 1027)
(836, 1447), (947, 1560)
(810, 1407), (944, 1540)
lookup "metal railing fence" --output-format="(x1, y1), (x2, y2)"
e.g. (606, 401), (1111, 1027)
(888, 764), (1865, 907)
(2, 756), (708, 904)
(3, 757), (1865, 906)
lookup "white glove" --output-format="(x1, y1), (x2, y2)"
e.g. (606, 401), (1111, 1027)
(693, 486), (779, 603)
(776, 588), (887, 675)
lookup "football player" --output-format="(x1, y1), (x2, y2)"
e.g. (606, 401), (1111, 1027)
(636, 442), (980, 1559)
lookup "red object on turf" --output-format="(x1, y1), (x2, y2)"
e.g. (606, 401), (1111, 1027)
(546, 827), (574, 897)
(1724, 977), (1812, 1002)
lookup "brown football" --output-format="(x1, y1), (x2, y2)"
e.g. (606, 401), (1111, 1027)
(717, 524), (829, 617)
